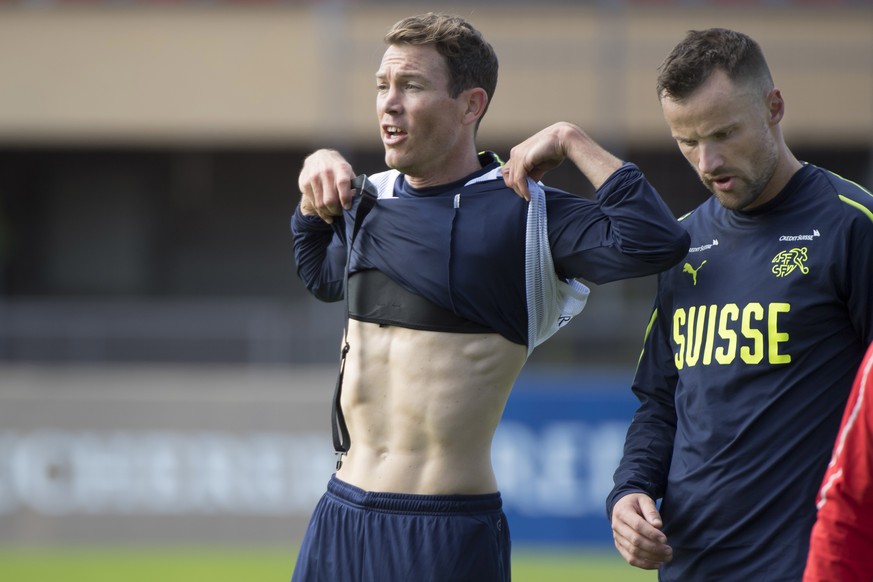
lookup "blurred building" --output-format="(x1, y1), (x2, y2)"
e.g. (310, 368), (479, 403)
(0, 0), (871, 550)
(0, 0), (870, 367)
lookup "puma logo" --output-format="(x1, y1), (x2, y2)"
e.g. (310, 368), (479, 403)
(682, 260), (707, 286)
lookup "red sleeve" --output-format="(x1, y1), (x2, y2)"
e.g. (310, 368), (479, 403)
(803, 342), (873, 582)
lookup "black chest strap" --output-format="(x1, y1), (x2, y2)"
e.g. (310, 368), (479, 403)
(332, 174), (377, 469)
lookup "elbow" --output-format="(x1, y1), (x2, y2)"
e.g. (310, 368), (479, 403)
(626, 223), (691, 270)
(643, 228), (690, 270)
(663, 230), (691, 267)
(586, 230), (690, 285)
(311, 285), (343, 303)
(304, 279), (344, 303)
(295, 266), (344, 303)
(635, 231), (689, 275)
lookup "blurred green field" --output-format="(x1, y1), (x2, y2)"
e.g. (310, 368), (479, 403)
(0, 546), (657, 581)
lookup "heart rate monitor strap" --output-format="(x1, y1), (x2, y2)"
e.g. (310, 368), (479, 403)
(332, 174), (377, 469)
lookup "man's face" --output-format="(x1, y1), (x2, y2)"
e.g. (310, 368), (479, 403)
(376, 43), (472, 187)
(660, 69), (781, 211)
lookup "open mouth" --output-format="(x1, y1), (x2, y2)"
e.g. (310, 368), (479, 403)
(708, 175), (734, 190)
(383, 126), (407, 143)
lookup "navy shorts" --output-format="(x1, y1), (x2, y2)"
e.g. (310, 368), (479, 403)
(291, 475), (511, 582)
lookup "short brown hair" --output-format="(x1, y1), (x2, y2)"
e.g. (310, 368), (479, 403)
(385, 13), (498, 120)
(657, 28), (773, 101)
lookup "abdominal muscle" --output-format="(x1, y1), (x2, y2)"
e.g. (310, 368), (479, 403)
(335, 319), (527, 496)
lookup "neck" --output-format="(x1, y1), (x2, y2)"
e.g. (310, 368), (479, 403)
(405, 151), (483, 189)
(773, 147), (803, 191)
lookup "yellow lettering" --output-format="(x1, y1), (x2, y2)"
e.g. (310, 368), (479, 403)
(702, 304), (718, 365)
(740, 303), (765, 364)
(673, 308), (686, 370)
(685, 306), (706, 367)
(671, 302), (790, 368)
(715, 304), (739, 365)
(768, 303), (791, 364)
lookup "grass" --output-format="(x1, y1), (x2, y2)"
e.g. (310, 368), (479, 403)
(0, 546), (656, 581)
(0, 548), (294, 582)
(513, 548), (657, 581)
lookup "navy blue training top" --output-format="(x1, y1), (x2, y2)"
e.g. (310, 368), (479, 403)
(292, 155), (689, 347)
(607, 164), (873, 581)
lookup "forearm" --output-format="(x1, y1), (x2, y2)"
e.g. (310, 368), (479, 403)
(806, 515), (873, 582)
(502, 121), (623, 199)
(550, 164), (689, 284)
(560, 123), (623, 190)
(607, 309), (677, 516)
(597, 164), (689, 263)
(608, 417), (675, 515)
(291, 206), (346, 302)
(806, 349), (873, 581)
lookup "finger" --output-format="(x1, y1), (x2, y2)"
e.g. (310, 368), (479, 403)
(501, 163), (530, 201)
(317, 171), (357, 218)
(314, 174), (337, 216)
(316, 210), (334, 224)
(336, 175), (356, 211)
(643, 507), (664, 530)
(309, 177), (337, 225)
(299, 180), (333, 223)
(612, 508), (672, 561)
(613, 520), (672, 562)
(634, 496), (666, 533)
(614, 537), (672, 569)
(613, 537), (665, 570)
(298, 181), (313, 213)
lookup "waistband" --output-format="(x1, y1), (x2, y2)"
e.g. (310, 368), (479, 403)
(327, 475), (503, 515)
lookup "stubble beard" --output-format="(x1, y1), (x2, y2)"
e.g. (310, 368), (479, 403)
(704, 148), (779, 212)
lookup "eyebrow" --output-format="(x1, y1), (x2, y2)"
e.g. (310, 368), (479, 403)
(676, 121), (737, 142)
(375, 70), (427, 81)
(701, 123), (737, 138)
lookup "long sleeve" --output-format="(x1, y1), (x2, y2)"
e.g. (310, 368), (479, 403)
(290, 205), (348, 302)
(803, 342), (873, 582)
(547, 163), (689, 285)
(843, 194), (873, 345)
(290, 161), (689, 348)
(604, 165), (873, 580)
(605, 288), (678, 518)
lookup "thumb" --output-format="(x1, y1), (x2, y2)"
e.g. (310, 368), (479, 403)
(639, 498), (663, 529)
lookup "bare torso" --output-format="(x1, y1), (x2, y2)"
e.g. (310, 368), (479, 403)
(336, 319), (527, 495)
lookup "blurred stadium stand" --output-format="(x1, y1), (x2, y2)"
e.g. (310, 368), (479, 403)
(0, 0), (870, 550)
(0, 1), (870, 369)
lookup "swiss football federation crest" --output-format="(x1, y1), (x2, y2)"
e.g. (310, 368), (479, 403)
(771, 247), (810, 278)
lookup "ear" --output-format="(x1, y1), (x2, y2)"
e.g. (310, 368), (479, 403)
(461, 88), (488, 126)
(767, 88), (785, 126)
